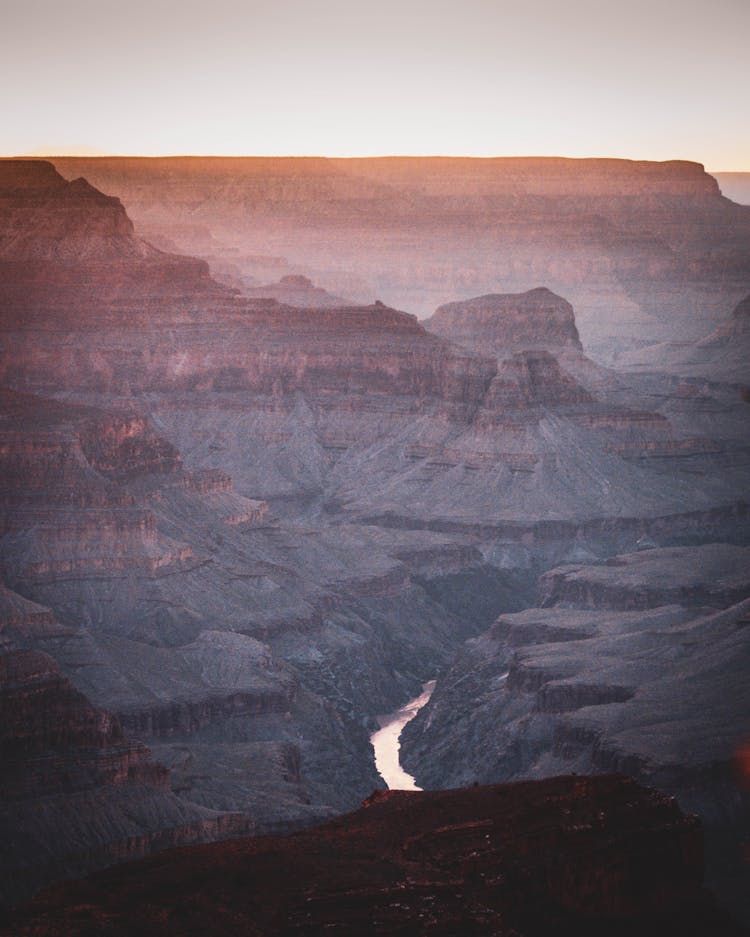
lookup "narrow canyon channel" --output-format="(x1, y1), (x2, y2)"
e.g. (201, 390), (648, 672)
(370, 680), (436, 790)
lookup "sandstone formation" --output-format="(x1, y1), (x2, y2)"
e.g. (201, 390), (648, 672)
(4, 775), (743, 937)
(425, 287), (583, 356)
(46, 155), (750, 358)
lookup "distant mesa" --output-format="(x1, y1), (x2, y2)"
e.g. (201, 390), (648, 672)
(243, 273), (351, 308)
(424, 287), (583, 358)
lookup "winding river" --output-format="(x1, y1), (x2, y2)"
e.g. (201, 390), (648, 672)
(370, 680), (436, 790)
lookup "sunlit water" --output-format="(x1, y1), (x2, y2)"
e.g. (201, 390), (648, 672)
(370, 680), (436, 791)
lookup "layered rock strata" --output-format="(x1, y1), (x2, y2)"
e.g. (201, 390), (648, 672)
(0, 621), (251, 910)
(425, 288), (583, 356)
(401, 545), (750, 920)
(46, 155), (750, 356)
(1, 159), (748, 913)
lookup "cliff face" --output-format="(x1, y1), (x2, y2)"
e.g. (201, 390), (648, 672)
(0, 161), (142, 263)
(5, 775), (742, 937)
(7, 161), (741, 531)
(0, 385), (395, 845)
(0, 163), (496, 422)
(0, 618), (252, 910)
(2, 159), (748, 916)
(46, 155), (750, 357)
(425, 288), (583, 356)
(401, 545), (750, 921)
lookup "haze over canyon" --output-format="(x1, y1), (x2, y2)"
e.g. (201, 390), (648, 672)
(1, 154), (749, 933)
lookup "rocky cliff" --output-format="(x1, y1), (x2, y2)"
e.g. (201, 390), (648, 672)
(401, 545), (750, 921)
(1, 158), (748, 915)
(0, 161), (144, 263)
(425, 287), (583, 356)
(45, 155), (750, 357)
(4, 775), (743, 937)
(0, 615), (251, 910)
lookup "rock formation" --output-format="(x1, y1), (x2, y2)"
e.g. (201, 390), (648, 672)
(1, 159), (748, 917)
(46, 155), (750, 358)
(4, 775), (744, 937)
(0, 592), (252, 910)
(243, 273), (351, 307)
(401, 545), (750, 920)
(425, 287), (583, 356)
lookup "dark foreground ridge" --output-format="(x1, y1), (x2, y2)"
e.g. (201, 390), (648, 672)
(4, 775), (745, 937)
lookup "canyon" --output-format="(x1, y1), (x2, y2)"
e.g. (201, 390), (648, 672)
(44, 155), (750, 360)
(0, 157), (748, 923)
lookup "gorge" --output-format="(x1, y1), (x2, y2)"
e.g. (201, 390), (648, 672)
(0, 156), (748, 926)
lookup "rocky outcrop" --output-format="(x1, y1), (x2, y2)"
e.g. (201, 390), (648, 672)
(425, 287), (583, 356)
(0, 389), (192, 580)
(401, 548), (750, 921)
(0, 161), (145, 263)
(5, 775), (742, 937)
(243, 274), (350, 307)
(0, 636), (251, 910)
(47, 155), (750, 356)
(538, 544), (750, 610)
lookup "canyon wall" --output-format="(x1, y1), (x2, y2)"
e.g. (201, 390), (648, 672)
(42, 155), (750, 358)
(401, 544), (750, 919)
(0, 602), (252, 909)
(1, 159), (748, 914)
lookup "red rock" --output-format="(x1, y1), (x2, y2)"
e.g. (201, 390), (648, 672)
(3, 774), (742, 937)
(425, 287), (583, 356)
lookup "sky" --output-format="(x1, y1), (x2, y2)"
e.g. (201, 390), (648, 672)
(2, 0), (749, 168)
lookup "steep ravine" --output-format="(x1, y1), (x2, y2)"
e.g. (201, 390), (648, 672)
(399, 546), (750, 922)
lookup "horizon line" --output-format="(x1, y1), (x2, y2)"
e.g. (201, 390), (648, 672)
(5, 153), (749, 173)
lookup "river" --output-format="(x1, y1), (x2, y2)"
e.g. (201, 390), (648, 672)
(370, 680), (436, 790)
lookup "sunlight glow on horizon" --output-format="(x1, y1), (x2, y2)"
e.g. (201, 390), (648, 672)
(3, 0), (749, 171)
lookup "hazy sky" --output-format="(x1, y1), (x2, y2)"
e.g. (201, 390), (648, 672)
(3, 0), (748, 168)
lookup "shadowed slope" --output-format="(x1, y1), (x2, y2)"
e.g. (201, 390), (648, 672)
(3, 775), (744, 937)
